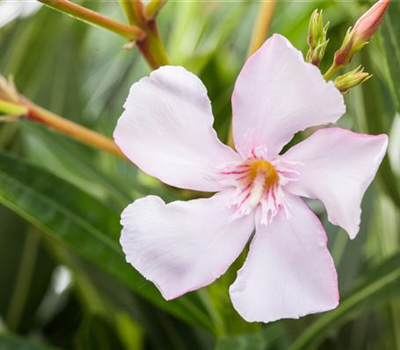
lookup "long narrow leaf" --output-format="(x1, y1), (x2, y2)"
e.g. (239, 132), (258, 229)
(289, 253), (400, 350)
(0, 151), (213, 331)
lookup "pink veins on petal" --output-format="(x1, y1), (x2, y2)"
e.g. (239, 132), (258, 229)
(113, 34), (388, 323)
(218, 152), (301, 224)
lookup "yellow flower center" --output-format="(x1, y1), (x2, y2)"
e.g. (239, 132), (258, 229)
(247, 160), (279, 190)
(221, 156), (298, 224)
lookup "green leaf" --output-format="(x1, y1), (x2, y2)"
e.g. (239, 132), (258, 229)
(215, 325), (283, 350)
(381, 2), (400, 109)
(22, 121), (134, 208)
(0, 332), (60, 350)
(355, 52), (400, 208)
(289, 253), (400, 350)
(0, 207), (56, 333)
(215, 334), (269, 350)
(0, 151), (213, 331)
(76, 313), (127, 350)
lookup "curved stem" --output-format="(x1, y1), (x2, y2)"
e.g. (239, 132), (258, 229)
(39, 0), (169, 69)
(23, 100), (127, 160)
(324, 63), (341, 81)
(39, 0), (144, 41)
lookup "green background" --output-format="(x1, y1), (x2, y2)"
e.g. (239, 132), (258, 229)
(0, 1), (399, 349)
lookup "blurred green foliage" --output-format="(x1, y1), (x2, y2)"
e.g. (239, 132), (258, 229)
(0, 1), (399, 349)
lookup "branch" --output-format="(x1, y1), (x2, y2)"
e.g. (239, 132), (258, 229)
(39, 0), (169, 69)
(1, 71), (126, 159)
(39, 0), (144, 41)
(23, 100), (126, 159)
(145, 0), (167, 20)
(0, 99), (28, 116)
(120, 0), (146, 26)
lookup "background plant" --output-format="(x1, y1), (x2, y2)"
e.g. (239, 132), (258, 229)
(0, 1), (399, 349)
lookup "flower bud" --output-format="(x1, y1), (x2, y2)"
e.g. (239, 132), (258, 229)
(334, 66), (372, 94)
(334, 0), (390, 67)
(307, 10), (329, 66)
(353, 0), (389, 42)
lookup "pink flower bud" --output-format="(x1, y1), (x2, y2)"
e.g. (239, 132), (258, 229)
(334, 0), (390, 67)
(353, 0), (390, 42)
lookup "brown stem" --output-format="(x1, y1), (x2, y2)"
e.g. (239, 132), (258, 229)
(137, 20), (169, 69)
(120, 0), (168, 69)
(41, 0), (168, 69)
(39, 0), (144, 41)
(23, 100), (126, 159)
(132, 0), (146, 24)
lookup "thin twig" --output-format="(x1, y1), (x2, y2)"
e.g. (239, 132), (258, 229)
(120, 0), (146, 25)
(39, 0), (144, 41)
(145, 0), (167, 20)
(0, 99), (28, 116)
(40, 0), (168, 69)
(23, 100), (127, 160)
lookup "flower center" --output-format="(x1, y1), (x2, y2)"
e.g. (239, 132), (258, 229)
(247, 159), (279, 191)
(231, 160), (280, 217)
(219, 154), (300, 225)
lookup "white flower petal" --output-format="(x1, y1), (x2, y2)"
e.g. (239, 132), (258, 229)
(230, 195), (338, 323)
(232, 34), (345, 158)
(283, 127), (388, 239)
(121, 190), (254, 300)
(114, 66), (240, 192)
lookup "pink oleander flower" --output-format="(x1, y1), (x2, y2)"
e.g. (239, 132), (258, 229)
(114, 34), (388, 323)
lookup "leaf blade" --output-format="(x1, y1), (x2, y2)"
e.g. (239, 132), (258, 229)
(0, 151), (213, 331)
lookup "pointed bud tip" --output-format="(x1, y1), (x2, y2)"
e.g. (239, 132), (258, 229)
(333, 0), (389, 67)
(308, 9), (325, 47)
(353, 0), (390, 41)
(307, 8), (329, 66)
(334, 66), (372, 93)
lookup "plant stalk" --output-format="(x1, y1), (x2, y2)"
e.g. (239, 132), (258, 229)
(39, 0), (144, 41)
(120, 1), (144, 25)
(23, 100), (126, 159)
(0, 99), (28, 116)
(145, 0), (167, 20)
(40, 0), (169, 69)
(137, 21), (169, 69)
(324, 63), (341, 81)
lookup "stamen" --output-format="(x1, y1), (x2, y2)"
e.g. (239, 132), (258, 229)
(219, 156), (300, 225)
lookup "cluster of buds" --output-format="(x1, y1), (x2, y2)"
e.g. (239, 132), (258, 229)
(334, 66), (372, 94)
(334, 0), (390, 68)
(307, 0), (390, 93)
(306, 10), (329, 66)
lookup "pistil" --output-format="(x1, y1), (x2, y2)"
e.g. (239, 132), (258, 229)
(220, 156), (299, 224)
